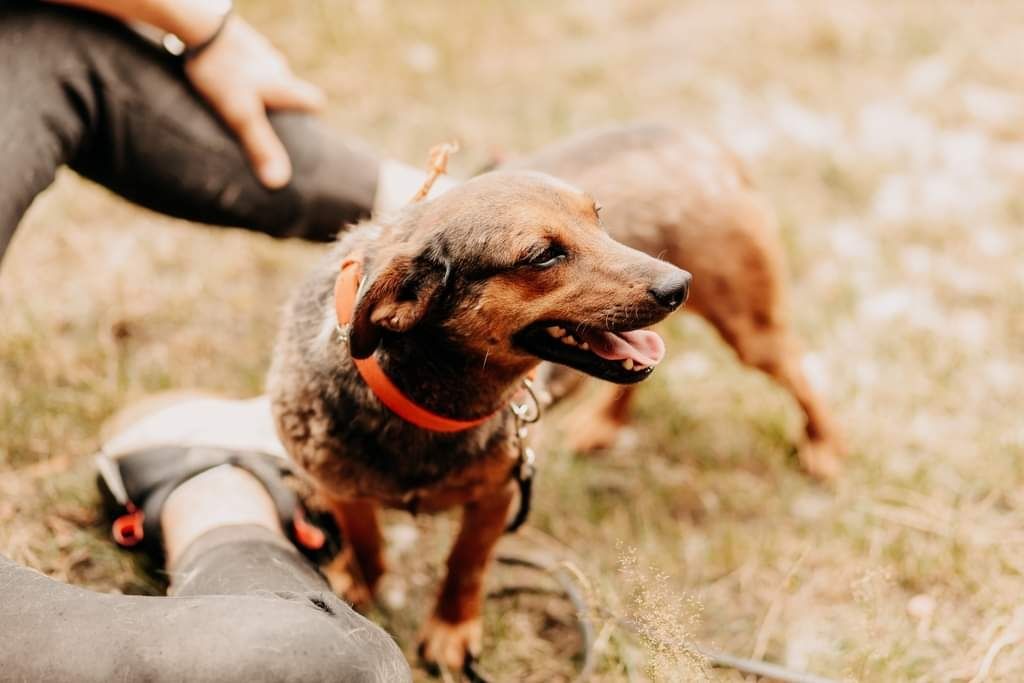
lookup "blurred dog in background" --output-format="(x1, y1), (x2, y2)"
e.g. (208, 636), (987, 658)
(508, 123), (844, 480)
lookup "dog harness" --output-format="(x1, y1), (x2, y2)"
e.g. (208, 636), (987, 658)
(96, 446), (337, 561)
(334, 253), (539, 532)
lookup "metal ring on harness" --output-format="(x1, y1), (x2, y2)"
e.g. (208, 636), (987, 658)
(509, 378), (542, 425)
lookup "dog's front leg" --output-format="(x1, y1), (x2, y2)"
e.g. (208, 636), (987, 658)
(324, 499), (386, 609)
(418, 480), (516, 670)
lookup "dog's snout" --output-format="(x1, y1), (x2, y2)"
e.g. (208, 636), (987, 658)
(648, 270), (692, 310)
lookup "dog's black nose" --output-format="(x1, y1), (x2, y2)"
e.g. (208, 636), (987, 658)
(649, 271), (691, 310)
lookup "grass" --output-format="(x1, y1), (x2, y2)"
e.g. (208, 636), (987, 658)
(4, 0), (1024, 680)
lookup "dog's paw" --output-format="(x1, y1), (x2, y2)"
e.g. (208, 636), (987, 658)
(417, 616), (482, 671)
(798, 440), (844, 482)
(322, 552), (375, 610)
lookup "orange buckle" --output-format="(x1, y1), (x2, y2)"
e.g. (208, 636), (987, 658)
(112, 507), (145, 547)
(292, 507), (326, 550)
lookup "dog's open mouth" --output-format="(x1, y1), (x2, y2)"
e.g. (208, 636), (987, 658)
(514, 322), (666, 384)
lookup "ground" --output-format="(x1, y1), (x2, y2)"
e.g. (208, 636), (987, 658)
(3, 1), (1024, 681)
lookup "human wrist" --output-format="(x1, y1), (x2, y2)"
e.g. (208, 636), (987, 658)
(151, 0), (232, 50)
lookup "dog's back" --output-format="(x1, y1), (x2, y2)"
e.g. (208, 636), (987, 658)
(506, 123), (787, 321)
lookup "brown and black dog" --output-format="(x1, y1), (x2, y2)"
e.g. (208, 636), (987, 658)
(268, 171), (690, 669)
(506, 123), (844, 480)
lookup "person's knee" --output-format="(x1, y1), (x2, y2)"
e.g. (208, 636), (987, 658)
(235, 591), (411, 683)
(268, 113), (379, 241)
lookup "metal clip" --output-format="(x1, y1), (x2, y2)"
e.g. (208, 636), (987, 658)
(335, 323), (351, 345)
(520, 446), (536, 478)
(509, 378), (542, 425)
(506, 380), (541, 534)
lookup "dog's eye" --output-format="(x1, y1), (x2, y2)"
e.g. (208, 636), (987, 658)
(529, 245), (567, 269)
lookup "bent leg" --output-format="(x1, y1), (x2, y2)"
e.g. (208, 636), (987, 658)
(0, 523), (412, 683)
(707, 315), (845, 481)
(0, 1), (379, 264)
(0, 529), (410, 683)
(0, 417), (410, 681)
(562, 382), (636, 453)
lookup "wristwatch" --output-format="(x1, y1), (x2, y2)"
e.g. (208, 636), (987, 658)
(161, 0), (233, 59)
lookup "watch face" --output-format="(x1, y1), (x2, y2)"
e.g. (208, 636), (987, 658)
(162, 32), (186, 57)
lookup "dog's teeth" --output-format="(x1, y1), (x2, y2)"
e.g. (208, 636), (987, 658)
(546, 326), (564, 338)
(580, 342), (590, 351)
(622, 359), (634, 370)
(563, 335), (577, 346)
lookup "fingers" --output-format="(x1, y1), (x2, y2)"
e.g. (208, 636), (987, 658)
(219, 79), (323, 189)
(222, 97), (292, 189)
(181, 14), (326, 190)
(263, 77), (326, 112)
(220, 78), (325, 188)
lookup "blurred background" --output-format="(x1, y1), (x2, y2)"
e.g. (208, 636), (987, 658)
(2, 1), (1024, 680)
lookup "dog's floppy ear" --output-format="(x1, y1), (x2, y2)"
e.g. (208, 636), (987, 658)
(349, 253), (446, 359)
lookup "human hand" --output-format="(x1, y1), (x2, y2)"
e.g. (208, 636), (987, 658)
(184, 15), (326, 189)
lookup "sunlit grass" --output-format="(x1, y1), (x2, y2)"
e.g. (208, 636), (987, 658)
(3, 1), (1024, 680)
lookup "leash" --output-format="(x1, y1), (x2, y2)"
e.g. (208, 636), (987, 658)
(505, 376), (540, 533)
(459, 543), (841, 683)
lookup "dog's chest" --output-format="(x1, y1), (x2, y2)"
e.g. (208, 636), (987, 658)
(287, 391), (518, 508)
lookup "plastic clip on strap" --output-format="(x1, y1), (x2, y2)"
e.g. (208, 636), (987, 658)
(291, 506), (326, 551)
(112, 503), (145, 547)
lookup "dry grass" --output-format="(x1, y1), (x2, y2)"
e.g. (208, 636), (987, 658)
(4, 0), (1024, 680)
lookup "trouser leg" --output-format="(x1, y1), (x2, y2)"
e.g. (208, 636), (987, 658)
(0, 527), (411, 682)
(0, 1), (379, 265)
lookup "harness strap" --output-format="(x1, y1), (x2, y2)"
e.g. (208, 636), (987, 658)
(96, 447), (334, 561)
(506, 468), (533, 534)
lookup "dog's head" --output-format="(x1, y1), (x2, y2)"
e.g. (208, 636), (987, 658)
(350, 171), (690, 384)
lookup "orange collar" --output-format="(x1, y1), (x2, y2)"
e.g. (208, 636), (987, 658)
(333, 253), (497, 433)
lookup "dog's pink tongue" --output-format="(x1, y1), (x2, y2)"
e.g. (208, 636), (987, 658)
(580, 329), (666, 366)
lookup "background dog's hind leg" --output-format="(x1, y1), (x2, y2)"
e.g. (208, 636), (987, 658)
(539, 363), (589, 407)
(563, 383), (636, 453)
(705, 312), (844, 481)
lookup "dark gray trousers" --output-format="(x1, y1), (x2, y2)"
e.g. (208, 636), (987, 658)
(0, 0), (379, 265)
(0, 526), (411, 682)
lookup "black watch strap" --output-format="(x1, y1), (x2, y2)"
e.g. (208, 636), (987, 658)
(181, 7), (233, 61)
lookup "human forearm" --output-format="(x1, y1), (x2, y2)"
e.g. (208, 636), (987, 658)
(43, 0), (227, 46)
